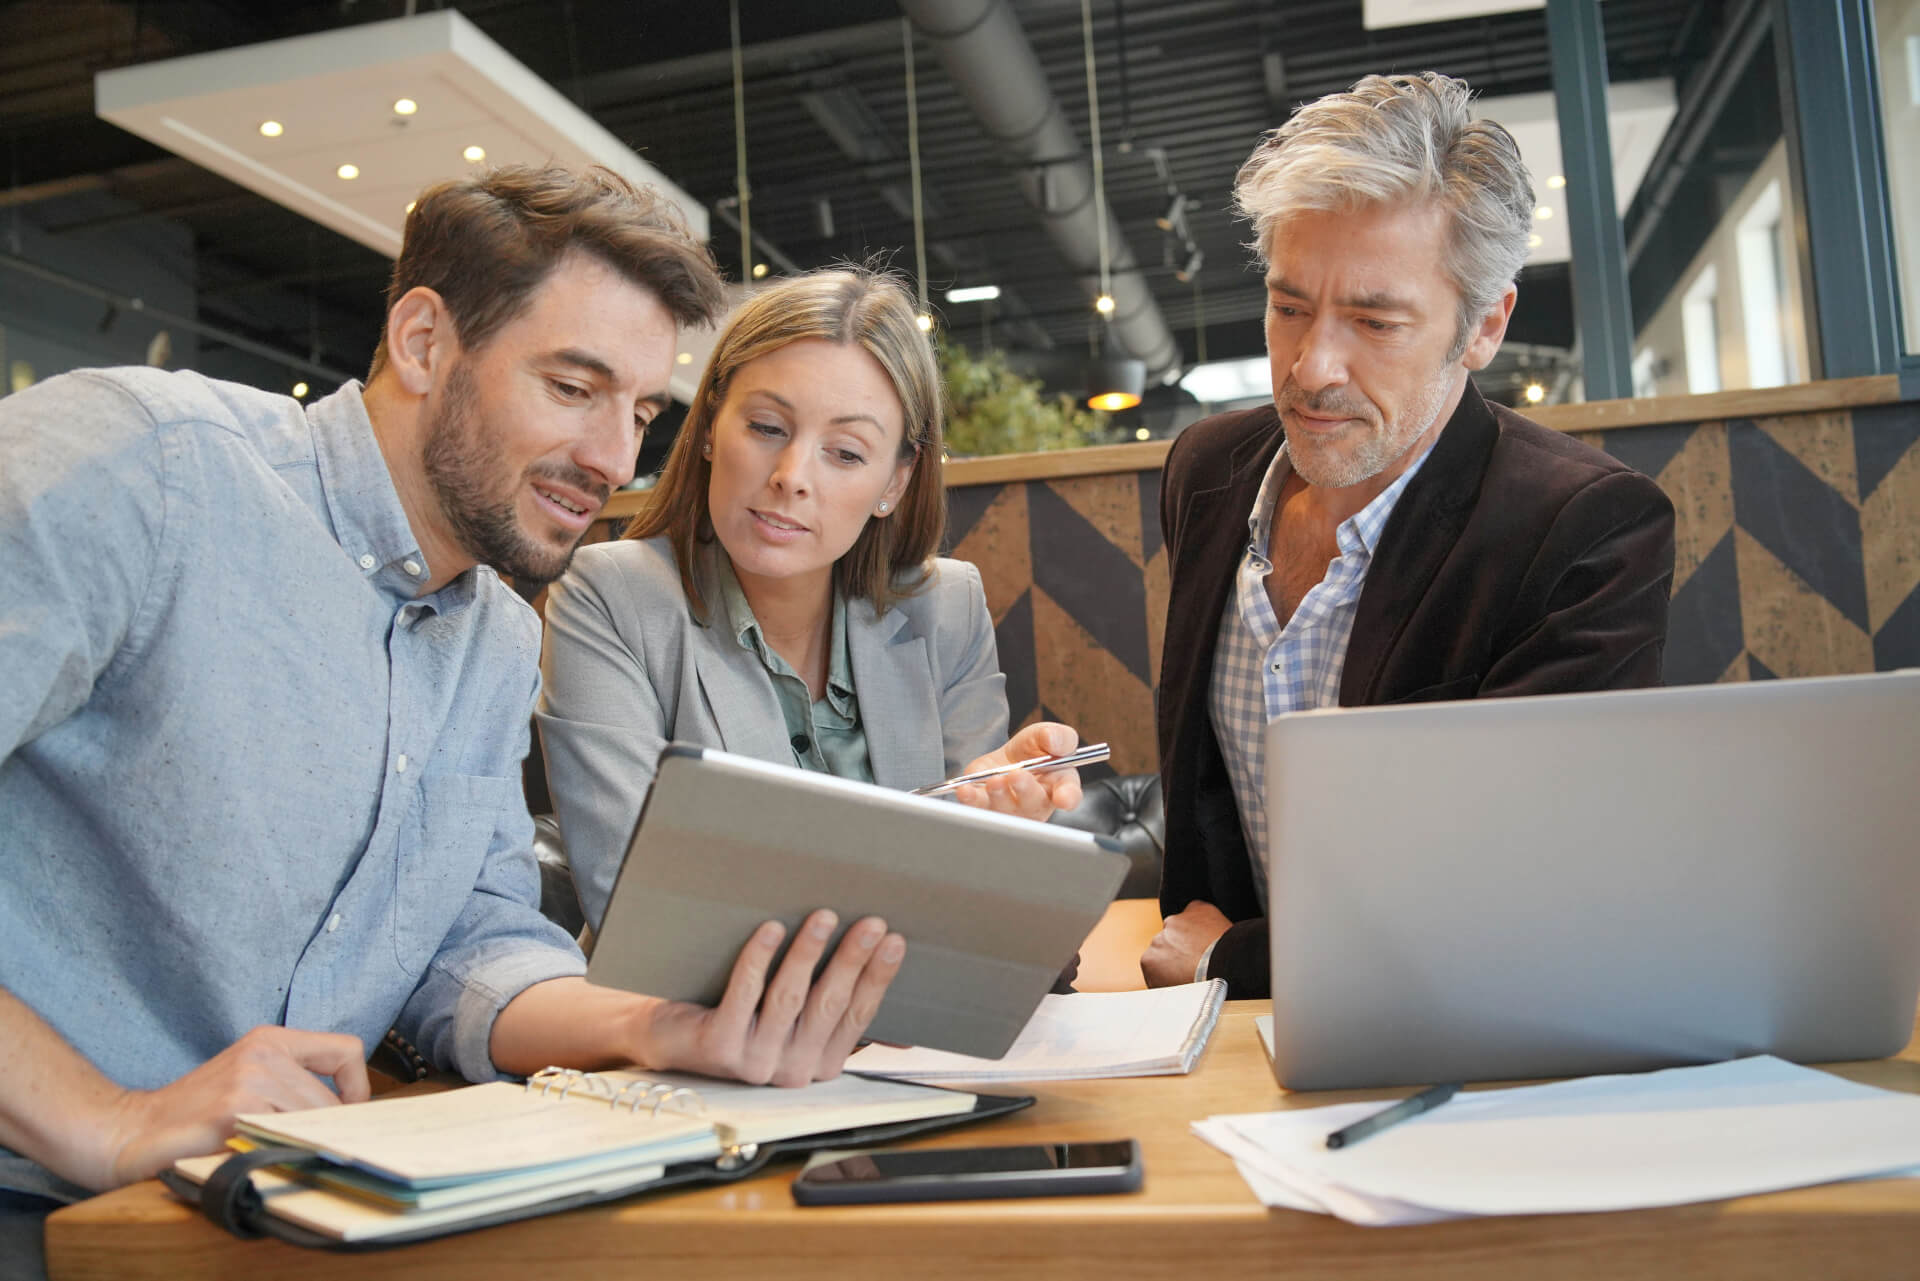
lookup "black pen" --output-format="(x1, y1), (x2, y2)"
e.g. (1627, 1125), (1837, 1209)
(1323, 1082), (1460, 1150)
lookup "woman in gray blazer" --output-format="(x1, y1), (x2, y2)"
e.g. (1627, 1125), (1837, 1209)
(539, 267), (1084, 931)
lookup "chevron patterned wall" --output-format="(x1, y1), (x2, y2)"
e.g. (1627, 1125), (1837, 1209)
(938, 399), (1920, 777)
(554, 396), (1920, 784)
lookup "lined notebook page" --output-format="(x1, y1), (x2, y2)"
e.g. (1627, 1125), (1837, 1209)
(846, 981), (1227, 1081)
(234, 1069), (978, 1188)
(236, 1081), (715, 1187)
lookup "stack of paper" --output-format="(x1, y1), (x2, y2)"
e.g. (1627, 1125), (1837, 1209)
(848, 981), (1226, 1081)
(1195, 1055), (1920, 1226)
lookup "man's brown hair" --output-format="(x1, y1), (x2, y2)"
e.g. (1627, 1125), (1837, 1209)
(368, 165), (726, 378)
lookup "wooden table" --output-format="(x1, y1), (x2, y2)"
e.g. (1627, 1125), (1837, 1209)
(46, 1003), (1920, 1280)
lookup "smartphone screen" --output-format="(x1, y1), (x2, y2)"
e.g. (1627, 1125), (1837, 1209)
(793, 1140), (1141, 1204)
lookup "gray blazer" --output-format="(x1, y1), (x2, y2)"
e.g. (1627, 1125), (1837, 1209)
(538, 534), (1010, 928)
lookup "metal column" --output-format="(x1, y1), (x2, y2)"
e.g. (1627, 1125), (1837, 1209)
(1772, 0), (1904, 380)
(1546, 0), (1634, 401)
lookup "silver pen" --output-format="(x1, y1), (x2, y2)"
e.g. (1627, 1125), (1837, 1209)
(911, 742), (1110, 798)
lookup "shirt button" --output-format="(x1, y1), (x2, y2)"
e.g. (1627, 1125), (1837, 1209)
(790, 734), (811, 753)
(326, 913), (342, 933)
(396, 754), (409, 773)
(358, 553), (376, 570)
(1270, 662), (1282, 673)
(403, 559), (423, 577)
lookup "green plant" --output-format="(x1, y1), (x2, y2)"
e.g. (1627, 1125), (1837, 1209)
(939, 341), (1110, 457)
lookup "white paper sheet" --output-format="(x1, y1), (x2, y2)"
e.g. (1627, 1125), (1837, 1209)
(1194, 1056), (1920, 1225)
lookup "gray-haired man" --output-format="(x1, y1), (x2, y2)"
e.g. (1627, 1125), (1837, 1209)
(1144, 73), (1676, 996)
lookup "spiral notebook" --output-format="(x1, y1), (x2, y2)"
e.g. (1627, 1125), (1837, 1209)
(164, 1067), (1029, 1247)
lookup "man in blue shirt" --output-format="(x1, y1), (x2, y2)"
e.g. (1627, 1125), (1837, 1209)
(0, 167), (908, 1263)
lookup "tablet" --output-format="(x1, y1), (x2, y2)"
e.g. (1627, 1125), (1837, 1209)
(586, 745), (1131, 1059)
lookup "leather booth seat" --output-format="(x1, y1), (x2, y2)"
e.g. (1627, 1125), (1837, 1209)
(1046, 773), (1165, 899)
(527, 774), (1167, 935)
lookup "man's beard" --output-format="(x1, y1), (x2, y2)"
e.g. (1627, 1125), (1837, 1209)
(1274, 362), (1455, 490)
(421, 362), (608, 585)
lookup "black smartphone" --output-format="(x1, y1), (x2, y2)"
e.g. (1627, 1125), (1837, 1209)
(791, 1139), (1142, 1205)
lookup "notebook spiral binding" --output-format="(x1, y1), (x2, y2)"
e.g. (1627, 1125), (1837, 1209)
(524, 1067), (707, 1117)
(523, 1068), (756, 1169)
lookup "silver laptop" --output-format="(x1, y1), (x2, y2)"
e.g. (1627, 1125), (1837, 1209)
(1263, 671), (1920, 1090)
(588, 745), (1129, 1059)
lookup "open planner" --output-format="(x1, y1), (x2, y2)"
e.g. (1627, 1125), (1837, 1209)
(164, 1067), (1030, 1247)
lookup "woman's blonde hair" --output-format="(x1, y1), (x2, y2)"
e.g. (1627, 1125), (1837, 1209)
(624, 265), (945, 617)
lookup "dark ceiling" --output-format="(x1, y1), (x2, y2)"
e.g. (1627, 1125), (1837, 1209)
(1, 0), (1733, 420)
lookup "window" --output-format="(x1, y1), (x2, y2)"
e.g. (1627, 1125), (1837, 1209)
(1735, 180), (1795, 388)
(1876, 0), (1920, 354)
(1682, 265), (1722, 394)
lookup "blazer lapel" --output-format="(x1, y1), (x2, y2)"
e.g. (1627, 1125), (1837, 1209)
(690, 630), (796, 764)
(1340, 380), (1499, 704)
(1164, 411), (1285, 701)
(685, 549), (798, 764)
(848, 600), (946, 790)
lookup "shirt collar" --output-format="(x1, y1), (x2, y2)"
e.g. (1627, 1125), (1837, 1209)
(308, 381), (465, 613)
(1244, 434), (1438, 560)
(716, 555), (857, 705)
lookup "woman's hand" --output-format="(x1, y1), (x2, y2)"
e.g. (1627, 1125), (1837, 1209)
(951, 721), (1084, 822)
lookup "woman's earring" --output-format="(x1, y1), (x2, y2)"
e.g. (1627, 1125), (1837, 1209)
(877, 501), (891, 514)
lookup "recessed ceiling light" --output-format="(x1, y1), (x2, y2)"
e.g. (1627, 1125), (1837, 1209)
(337, 163), (360, 180)
(1547, 174), (1566, 189)
(1534, 206), (1553, 220)
(393, 97), (418, 116)
(462, 144), (486, 163)
(292, 381), (310, 398)
(1094, 293), (1116, 315)
(675, 352), (693, 365)
(258, 120), (283, 137)
(1528, 233), (1544, 248)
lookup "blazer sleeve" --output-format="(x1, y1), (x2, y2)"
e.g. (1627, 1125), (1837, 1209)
(931, 559), (1011, 775)
(536, 552), (673, 931)
(1482, 469), (1676, 697)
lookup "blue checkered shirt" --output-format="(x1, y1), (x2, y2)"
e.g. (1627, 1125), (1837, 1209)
(1208, 441), (1432, 909)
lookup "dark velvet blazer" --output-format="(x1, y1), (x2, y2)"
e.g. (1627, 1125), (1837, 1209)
(1155, 381), (1677, 997)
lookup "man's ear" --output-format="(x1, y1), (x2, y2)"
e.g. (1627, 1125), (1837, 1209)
(1461, 283), (1517, 372)
(383, 286), (456, 395)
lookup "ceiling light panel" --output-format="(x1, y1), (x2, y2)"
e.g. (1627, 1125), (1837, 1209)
(95, 10), (704, 258)
(1363, 0), (1543, 29)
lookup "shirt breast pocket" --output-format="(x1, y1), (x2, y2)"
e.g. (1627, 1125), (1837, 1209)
(393, 771), (519, 976)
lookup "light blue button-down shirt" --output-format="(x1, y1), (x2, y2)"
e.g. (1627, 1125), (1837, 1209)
(0, 368), (584, 1201)
(1208, 440), (1432, 909)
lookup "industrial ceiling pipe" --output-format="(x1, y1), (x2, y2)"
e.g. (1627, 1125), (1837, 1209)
(899, 0), (1183, 377)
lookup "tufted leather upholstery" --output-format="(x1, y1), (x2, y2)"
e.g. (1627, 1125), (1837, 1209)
(1047, 773), (1165, 899)
(525, 773), (1168, 936)
(532, 813), (588, 938)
